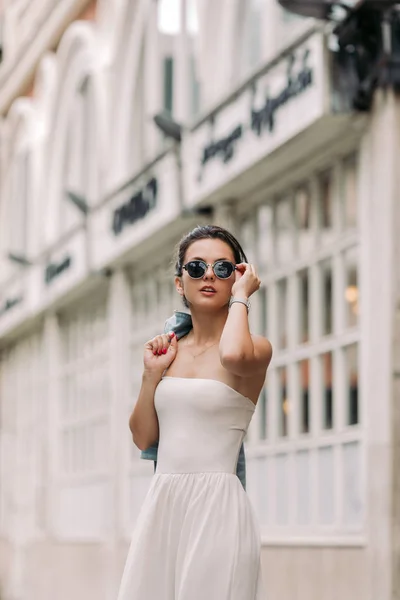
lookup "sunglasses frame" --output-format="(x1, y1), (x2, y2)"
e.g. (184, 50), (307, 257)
(182, 260), (237, 280)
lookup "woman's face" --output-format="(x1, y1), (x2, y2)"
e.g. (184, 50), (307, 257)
(176, 238), (236, 311)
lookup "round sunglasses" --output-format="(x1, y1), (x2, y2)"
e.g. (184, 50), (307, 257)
(182, 260), (237, 280)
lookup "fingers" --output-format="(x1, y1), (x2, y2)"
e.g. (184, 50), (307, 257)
(235, 263), (261, 292)
(146, 332), (176, 355)
(168, 331), (178, 349)
(237, 263), (260, 279)
(235, 263), (248, 274)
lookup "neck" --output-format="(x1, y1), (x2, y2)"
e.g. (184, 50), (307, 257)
(188, 307), (229, 345)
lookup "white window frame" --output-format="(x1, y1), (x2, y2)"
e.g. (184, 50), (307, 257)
(240, 152), (364, 546)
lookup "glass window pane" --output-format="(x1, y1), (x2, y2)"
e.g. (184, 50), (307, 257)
(298, 269), (309, 344)
(239, 216), (255, 263)
(275, 453), (289, 524)
(321, 352), (333, 429)
(10, 153), (29, 255)
(190, 54), (201, 117)
(259, 386), (267, 440)
(321, 259), (333, 336)
(296, 450), (311, 525)
(163, 57), (174, 114)
(318, 170), (335, 246)
(257, 203), (274, 268)
(342, 441), (363, 526)
(320, 171), (333, 228)
(346, 344), (359, 425)
(300, 359), (310, 434)
(58, 303), (109, 477)
(186, 0), (199, 34)
(278, 367), (288, 437)
(343, 155), (358, 229)
(158, 0), (181, 34)
(277, 279), (288, 349)
(295, 186), (312, 255)
(258, 286), (267, 336)
(276, 196), (294, 264)
(344, 247), (359, 328)
(318, 446), (335, 524)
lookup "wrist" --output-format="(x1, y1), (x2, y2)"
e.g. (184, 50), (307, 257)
(142, 371), (162, 386)
(231, 293), (249, 301)
(231, 287), (249, 299)
(229, 296), (251, 313)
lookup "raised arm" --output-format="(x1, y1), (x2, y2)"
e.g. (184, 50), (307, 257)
(129, 332), (177, 450)
(219, 263), (272, 378)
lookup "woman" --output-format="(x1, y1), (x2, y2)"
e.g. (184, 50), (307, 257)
(140, 310), (248, 490)
(117, 225), (273, 600)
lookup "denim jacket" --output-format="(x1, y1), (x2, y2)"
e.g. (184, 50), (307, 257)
(140, 311), (247, 490)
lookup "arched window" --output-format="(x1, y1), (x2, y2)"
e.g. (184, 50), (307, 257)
(44, 24), (104, 246)
(112, 0), (200, 178)
(158, 0), (181, 35)
(111, 0), (154, 179)
(9, 151), (30, 257)
(60, 76), (94, 233)
(157, 0), (201, 120)
(0, 103), (36, 281)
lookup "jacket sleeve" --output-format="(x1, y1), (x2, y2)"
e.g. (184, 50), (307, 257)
(236, 443), (246, 490)
(140, 441), (159, 461)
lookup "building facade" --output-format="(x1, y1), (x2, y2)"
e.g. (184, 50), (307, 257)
(0, 1), (399, 600)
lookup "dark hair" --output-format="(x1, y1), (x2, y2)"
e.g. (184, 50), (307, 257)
(174, 225), (248, 308)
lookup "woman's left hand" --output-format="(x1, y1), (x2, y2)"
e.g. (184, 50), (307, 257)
(231, 263), (261, 299)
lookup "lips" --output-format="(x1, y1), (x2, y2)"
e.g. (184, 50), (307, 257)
(200, 286), (216, 293)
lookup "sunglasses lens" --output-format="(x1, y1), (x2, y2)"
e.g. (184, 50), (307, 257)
(214, 261), (235, 279)
(186, 261), (206, 278)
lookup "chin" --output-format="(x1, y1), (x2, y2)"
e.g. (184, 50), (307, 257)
(193, 298), (227, 311)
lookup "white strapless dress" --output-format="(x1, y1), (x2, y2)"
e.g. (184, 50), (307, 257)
(117, 377), (264, 600)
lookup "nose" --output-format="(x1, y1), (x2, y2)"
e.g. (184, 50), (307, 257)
(203, 264), (215, 279)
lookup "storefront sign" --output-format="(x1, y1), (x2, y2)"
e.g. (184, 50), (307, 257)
(111, 176), (158, 236)
(0, 295), (23, 317)
(92, 152), (181, 272)
(202, 125), (243, 166)
(185, 32), (326, 206)
(200, 49), (313, 171)
(45, 255), (72, 285)
(251, 49), (313, 137)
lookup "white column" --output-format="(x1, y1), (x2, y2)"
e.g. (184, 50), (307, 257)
(144, 0), (162, 160)
(389, 99), (400, 599)
(44, 312), (62, 537)
(358, 89), (399, 600)
(105, 268), (132, 599)
(173, 0), (191, 123)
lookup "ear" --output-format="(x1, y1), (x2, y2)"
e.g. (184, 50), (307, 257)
(174, 275), (184, 296)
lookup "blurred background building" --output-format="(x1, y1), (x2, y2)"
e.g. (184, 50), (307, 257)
(0, 0), (399, 599)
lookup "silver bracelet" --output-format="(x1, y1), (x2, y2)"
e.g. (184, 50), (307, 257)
(229, 297), (251, 313)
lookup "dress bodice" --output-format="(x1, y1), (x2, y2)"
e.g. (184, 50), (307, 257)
(154, 377), (255, 475)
